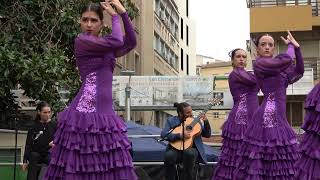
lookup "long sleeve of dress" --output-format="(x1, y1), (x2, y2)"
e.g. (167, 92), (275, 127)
(286, 43), (295, 59)
(283, 46), (304, 84)
(254, 53), (292, 77)
(75, 15), (124, 57)
(233, 67), (257, 86)
(115, 12), (137, 57)
(23, 129), (33, 163)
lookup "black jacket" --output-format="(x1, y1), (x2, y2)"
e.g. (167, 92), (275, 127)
(23, 120), (57, 163)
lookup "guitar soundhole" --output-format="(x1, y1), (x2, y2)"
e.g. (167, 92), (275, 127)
(186, 125), (192, 131)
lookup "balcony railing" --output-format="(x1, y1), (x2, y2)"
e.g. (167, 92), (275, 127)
(246, 0), (319, 16)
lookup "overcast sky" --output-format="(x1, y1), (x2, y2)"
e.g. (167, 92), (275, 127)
(190, 0), (250, 61)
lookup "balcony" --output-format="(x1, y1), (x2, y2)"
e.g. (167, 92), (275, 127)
(247, 0), (320, 32)
(247, 0), (319, 15)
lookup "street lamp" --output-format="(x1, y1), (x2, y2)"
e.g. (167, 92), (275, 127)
(120, 70), (135, 121)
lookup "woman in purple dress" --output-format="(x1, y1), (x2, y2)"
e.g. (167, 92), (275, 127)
(234, 31), (304, 179)
(295, 82), (320, 180)
(213, 49), (259, 180)
(44, 1), (137, 179)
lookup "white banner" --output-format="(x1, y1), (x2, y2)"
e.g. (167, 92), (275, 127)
(112, 76), (214, 107)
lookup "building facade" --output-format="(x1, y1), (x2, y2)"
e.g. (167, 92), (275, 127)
(114, 0), (197, 126)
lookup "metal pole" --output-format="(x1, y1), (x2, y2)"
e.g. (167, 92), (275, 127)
(125, 84), (131, 121)
(120, 70), (134, 121)
(14, 116), (18, 180)
(125, 75), (132, 121)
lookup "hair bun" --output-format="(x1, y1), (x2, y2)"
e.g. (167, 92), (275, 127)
(173, 102), (179, 107)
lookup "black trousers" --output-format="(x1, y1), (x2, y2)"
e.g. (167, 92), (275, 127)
(27, 152), (49, 180)
(164, 147), (198, 180)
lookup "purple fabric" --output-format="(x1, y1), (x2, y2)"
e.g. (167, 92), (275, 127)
(213, 67), (259, 180)
(76, 72), (97, 113)
(254, 53), (292, 77)
(115, 12), (137, 57)
(295, 83), (320, 180)
(262, 92), (277, 128)
(235, 93), (248, 125)
(233, 67), (256, 86)
(44, 12), (137, 180)
(74, 15), (124, 58)
(282, 46), (304, 84)
(286, 43), (295, 59)
(233, 46), (304, 179)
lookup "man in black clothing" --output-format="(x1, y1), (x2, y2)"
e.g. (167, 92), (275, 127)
(22, 102), (57, 180)
(161, 102), (211, 180)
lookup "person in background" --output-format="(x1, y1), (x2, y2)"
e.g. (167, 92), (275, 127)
(295, 82), (320, 179)
(213, 49), (259, 180)
(22, 101), (56, 180)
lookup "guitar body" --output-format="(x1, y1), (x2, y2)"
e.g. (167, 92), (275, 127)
(170, 117), (202, 150)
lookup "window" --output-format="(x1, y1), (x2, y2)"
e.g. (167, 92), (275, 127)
(186, 0), (189, 17)
(186, 54), (189, 75)
(175, 55), (179, 69)
(213, 112), (219, 118)
(186, 25), (189, 46)
(134, 53), (140, 75)
(286, 102), (303, 127)
(180, 48), (184, 71)
(196, 67), (201, 75)
(180, 18), (184, 40)
(154, 35), (161, 52)
(154, 0), (160, 13)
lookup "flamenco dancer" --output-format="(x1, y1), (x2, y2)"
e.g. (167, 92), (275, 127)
(212, 49), (259, 180)
(234, 31), (304, 179)
(44, 1), (137, 179)
(295, 82), (320, 180)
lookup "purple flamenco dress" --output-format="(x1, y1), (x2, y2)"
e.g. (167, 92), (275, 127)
(234, 44), (304, 180)
(213, 67), (259, 180)
(295, 82), (320, 180)
(44, 12), (137, 180)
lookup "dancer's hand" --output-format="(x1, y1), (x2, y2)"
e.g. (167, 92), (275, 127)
(22, 163), (28, 171)
(109, 0), (126, 14)
(281, 30), (300, 48)
(101, 1), (117, 16)
(49, 141), (55, 148)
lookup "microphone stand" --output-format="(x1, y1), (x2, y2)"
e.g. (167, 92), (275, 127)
(180, 117), (186, 180)
(13, 116), (18, 180)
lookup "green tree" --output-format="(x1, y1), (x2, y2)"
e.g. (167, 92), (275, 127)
(0, 0), (138, 129)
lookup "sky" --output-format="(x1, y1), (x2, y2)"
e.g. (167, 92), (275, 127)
(189, 0), (250, 61)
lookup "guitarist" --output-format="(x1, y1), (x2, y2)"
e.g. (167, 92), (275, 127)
(161, 102), (211, 180)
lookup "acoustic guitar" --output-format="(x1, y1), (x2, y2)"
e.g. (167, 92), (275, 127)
(170, 98), (221, 150)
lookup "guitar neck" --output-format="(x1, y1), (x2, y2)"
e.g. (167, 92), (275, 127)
(189, 103), (213, 127)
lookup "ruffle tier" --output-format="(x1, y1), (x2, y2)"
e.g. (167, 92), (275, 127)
(44, 108), (137, 180)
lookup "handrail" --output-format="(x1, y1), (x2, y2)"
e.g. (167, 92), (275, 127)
(247, 0), (319, 16)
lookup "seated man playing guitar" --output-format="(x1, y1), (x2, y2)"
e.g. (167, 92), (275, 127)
(161, 102), (211, 180)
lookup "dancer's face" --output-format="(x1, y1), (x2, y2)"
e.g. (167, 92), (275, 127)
(232, 49), (247, 68)
(80, 11), (103, 36)
(256, 35), (275, 57)
(38, 106), (51, 122)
